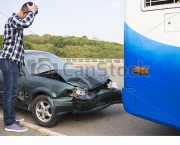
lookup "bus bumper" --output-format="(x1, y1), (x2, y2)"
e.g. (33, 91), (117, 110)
(122, 87), (136, 115)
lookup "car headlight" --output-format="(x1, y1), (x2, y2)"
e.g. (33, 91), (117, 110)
(107, 81), (118, 90)
(69, 87), (86, 97)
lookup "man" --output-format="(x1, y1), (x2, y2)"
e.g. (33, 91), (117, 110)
(0, 2), (38, 132)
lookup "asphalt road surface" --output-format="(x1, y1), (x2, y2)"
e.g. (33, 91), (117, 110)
(1, 68), (180, 136)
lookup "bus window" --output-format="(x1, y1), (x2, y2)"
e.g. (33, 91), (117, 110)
(145, 0), (179, 7)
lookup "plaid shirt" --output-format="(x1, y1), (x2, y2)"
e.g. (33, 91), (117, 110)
(0, 10), (35, 66)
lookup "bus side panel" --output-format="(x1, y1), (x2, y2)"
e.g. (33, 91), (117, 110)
(124, 23), (180, 130)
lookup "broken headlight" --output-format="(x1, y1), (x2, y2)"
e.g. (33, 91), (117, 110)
(107, 81), (118, 90)
(69, 87), (86, 97)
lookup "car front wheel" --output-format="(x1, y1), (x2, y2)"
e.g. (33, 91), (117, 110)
(32, 94), (60, 127)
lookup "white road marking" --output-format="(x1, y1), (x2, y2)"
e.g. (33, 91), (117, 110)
(0, 114), (66, 136)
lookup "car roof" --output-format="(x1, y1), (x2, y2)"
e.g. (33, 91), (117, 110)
(0, 50), (50, 54)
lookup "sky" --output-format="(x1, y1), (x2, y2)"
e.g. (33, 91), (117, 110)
(0, 0), (124, 44)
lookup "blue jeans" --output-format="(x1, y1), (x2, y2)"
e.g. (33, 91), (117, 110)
(0, 59), (19, 126)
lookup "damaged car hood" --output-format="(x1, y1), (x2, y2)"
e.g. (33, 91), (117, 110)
(57, 67), (109, 90)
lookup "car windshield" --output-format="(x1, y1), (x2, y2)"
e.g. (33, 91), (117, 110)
(24, 52), (74, 74)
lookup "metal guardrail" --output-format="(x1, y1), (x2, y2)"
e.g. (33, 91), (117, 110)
(62, 58), (124, 67)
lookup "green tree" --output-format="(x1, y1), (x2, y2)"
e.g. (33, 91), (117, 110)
(0, 35), (3, 50)
(23, 34), (124, 59)
(24, 41), (34, 50)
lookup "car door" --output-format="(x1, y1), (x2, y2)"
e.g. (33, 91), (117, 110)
(15, 68), (28, 109)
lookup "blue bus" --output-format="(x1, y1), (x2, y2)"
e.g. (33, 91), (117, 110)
(123, 0), (180, 130)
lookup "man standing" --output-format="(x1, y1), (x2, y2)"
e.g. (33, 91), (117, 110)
(0, 2), (38, 132)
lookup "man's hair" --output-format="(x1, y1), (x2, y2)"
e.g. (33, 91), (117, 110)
(21, 2), (33, 12)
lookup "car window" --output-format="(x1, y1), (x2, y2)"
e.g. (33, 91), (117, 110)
(24, 52), (73, 74)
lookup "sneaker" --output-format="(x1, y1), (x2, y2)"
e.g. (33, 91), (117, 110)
(5, 122), (28, 132)
(15, 115), (24, 122)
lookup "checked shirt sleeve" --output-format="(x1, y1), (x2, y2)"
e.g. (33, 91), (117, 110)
(11, 10), (35, 29)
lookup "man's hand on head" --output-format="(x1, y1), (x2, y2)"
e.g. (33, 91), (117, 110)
(27, 3), (38, 14)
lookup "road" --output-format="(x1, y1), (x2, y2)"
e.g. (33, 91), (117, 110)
(1, 68), (180, 135)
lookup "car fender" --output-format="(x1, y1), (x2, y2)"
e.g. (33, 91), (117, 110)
(28, 87), (56, 112)
(31, 87), (57, 98)
(46, 96), (56, 117)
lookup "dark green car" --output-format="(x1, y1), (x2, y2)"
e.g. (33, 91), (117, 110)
(0, 50), (122, 127)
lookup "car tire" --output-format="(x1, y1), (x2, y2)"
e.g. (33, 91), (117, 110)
(32, 94), (60, 127)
